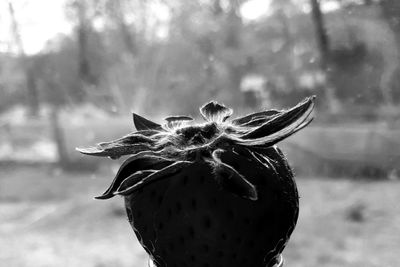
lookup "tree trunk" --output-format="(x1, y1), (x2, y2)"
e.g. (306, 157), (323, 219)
(380, 0), (400, 35)
(310, 0), (341, 113)
(78, 11), (91, 85)
(50, 107), (70, 168)
(26, 66), (40, 117)
(310, 0), (330, 68)
(75, 0), (94, 102)
(224, 1), (245, 106)
(8, 2), (40, 117)
(380, 0), (400, 105)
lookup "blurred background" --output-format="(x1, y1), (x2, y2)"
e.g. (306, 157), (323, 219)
(0, 0), (399, 266)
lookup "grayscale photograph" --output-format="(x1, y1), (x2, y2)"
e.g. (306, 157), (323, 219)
(0, 0), (399, 266)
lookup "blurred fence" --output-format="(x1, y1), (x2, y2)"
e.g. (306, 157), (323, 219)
(281, 123), (400, 178)
(1, 114), (399, 178)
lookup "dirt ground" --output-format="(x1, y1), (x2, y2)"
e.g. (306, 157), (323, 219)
(1, 166), (399, 267)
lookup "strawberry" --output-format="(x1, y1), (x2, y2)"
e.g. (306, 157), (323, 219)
(78, 96), (315, 267)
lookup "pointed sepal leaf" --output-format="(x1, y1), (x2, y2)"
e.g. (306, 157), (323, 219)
(242, 96), (315, 140)
(95, 170), (155, 199)
(211, 149), (258, 201)
(243, 118), (314, 147)
(236, 96), (315, 147)
(116, 170), (158, 193)
(133, 113), (163, 131)
(95, 156), (175, 199)
(76, 132), (159, 159)
(164, 115), (193, 122)
(75, 144), (148, 159)
(164, 115), (193, 129)
(76, 142), (153, 159)
(232, 110), (281, 126)
(265, 254), (284, 267)
(200, 101), (233, 123)
(115, 161), (192, 196)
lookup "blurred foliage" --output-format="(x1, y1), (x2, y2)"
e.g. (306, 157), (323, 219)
(1, 0), (400, 170)
(1, 0), (399, 116)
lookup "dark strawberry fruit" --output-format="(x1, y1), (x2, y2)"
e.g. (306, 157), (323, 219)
(77, 96), (315, 267)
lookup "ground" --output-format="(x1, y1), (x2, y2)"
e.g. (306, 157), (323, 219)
(0, 166), (399, 267)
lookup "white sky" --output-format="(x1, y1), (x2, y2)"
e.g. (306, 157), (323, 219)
(0, 0), (71, 55)
(0, 0), (336, 55)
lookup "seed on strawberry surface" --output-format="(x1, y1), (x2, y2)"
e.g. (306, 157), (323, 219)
(77, 96), (315, 267)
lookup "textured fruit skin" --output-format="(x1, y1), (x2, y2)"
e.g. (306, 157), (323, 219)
(125, 147), (297, 267)
(77, 97), (315, 267)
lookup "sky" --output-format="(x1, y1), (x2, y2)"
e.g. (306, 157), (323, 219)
(0, 0), (280, 55)
(0, 0), (71, 55)
(0, 0), (338, 55)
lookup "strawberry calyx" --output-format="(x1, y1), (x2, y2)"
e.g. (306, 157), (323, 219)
(200, 101), (233, 123)
(210, 149), (258, 200)
(132, 113), (163, 131)
(77, 96), (315, 201)
(163, 115), (193, 130)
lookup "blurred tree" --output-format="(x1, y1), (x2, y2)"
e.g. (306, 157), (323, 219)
(223, 0), (248, 106)
(97, 0), (141, 113)
(268, 0), (300, 94)
(50, 106), (71, 168)
(380, 0), (400, 35)
(2, 0), (395, 122)
(105, 0), (138, 57)
(325, 2), (399, 108)
(8, 2), (40, 117)
(72, 0), (97, 100)
(380, 0), (400, 103)
(66, 0), (108, 104)
(310, 0), (329, 67)
(77, 2), (93, 87)
(310, 0), (341, 113)
(165, 0), (256, 108)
